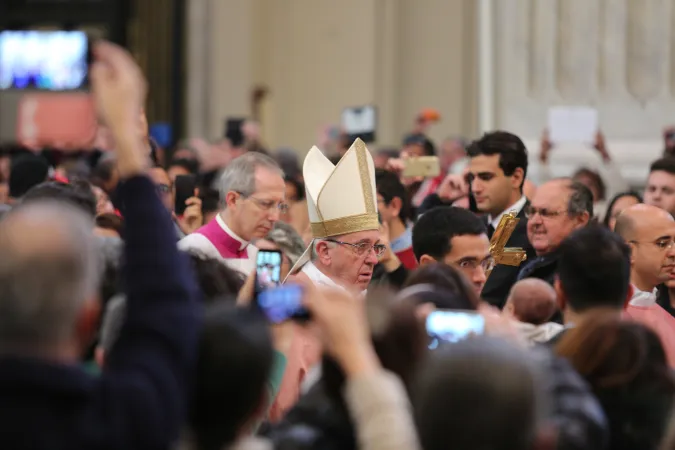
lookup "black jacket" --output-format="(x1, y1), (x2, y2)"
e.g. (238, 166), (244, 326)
(516, 249), (560, 287)
(482, 204), (537, 308)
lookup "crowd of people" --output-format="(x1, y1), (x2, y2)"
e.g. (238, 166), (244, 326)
(2, 40), (675, 450)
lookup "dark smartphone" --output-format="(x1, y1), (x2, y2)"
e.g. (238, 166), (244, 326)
(425, 310), (485, 350)
(256, 284), (310, 323)
(174, 174), (197, 216)
(0, 30), (91, 91)
(225, 117), (245, 147)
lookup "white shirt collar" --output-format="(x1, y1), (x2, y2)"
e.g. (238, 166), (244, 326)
(489, 195), (528, 229)
(216, 213), (249, 251)
(629, 284), (658, 307)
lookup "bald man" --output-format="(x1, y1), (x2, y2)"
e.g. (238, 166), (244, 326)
(615, 204), (675, 366)
(504, 279), (563, 345)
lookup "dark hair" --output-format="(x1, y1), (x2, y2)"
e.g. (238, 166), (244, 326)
(412, 207), (486, 262)
(8, 153), (50, 198)
(284, 176), (305, 202)
(414, 337), (542, 450)
(466, 131), (528, 189)
(650, 157), (675, 176)
(603, 192), (642, 228)
(22, 180), (97, 218)
(375, 169), (412, 224)
(566, 180), (595, 217)
(90, 154), (117, 188)
(189, 304), (273, 450)
(187, 251), (246, 304)
(402, 133), (436, 156)
(95, 213), (123, 235)
(167, 157), (200, 175)
(573, 167), (606, 202)
(556, 314), (675, 450)
(557, 225), (631, 312)
(402, 263), (481, 310)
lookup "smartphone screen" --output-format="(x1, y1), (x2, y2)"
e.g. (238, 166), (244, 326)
(425, 310), (485, 349)
(0, 31), (89, 91)
(256, 249), (282, 292)
(256, 284), (309, 323)
(174, 174), (197, 216)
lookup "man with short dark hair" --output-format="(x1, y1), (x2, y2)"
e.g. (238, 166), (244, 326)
(551, 225), (633, 344)
(376, 169), (417, 269)
(412, 206), (491, 294)
(466, 131), (536, 307)
(8, 153), (50, 203)
(518, 178), (592, 286)
(22, 180), (98, 219)
(644, 157), (675, 217)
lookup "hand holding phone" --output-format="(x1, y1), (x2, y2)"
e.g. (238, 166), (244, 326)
(403, 156), (441, 178)
(174, 174), (198, 215)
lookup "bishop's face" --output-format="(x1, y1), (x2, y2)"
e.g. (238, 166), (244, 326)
(232, 167), (286, 241)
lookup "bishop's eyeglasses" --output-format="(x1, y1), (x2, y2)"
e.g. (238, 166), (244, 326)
(325, 239), (388, 258)
(524, 206), (567, 219)
(236, 191), (289, 214)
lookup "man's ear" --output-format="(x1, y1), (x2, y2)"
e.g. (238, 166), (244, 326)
(575, 211), (591, 228)
(419, 254), (436, 266)
(76, 298), (101, 354)
(511, 167), (525, 190)
(316, 241), (332, 265)
(225, 191), (239, 209)
(390, 197), (403, 217)
(554, 277), (566, 311)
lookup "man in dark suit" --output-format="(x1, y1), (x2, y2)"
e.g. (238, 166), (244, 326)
(465, 131), (536, 308)
(0, 42), (200, 449)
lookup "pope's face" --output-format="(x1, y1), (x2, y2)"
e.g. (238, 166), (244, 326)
(321, 229), (382, 292)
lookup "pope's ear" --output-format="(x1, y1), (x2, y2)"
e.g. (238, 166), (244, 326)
(419, 254), (436, 266)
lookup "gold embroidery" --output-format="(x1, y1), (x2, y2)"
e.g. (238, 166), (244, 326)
(310, 213), (379, 238)
(354, 138), (376, 215)
(486, 211), (528, 279)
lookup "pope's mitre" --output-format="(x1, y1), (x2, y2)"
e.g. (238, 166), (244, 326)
(304, 138), (379, 238)
(285, 138), (378, 279)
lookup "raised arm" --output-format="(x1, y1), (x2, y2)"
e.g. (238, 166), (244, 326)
(91, 41), (200, 449)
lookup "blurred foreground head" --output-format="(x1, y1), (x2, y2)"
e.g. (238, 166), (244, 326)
(0, 200), (100, 359)
(413, 337), (553, 450)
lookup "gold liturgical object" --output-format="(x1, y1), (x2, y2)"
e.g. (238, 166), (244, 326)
(485, 211), (528, 279)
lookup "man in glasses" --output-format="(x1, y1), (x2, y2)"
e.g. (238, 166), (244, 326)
(412, 206), (492, 295)
(518, 178), (592, 286)
(285, 139), (382, 294)
(615, 203), (675, 366)
(466, 131), (535, 307)
(179, 152), (286, 274)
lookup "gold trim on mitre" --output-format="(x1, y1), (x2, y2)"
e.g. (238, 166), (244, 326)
(310, 213), (380, 239)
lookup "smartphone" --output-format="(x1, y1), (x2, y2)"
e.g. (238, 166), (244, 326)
(174, 174), (197, 215)
(425, 310), (485, 349)
(256, 284), (310, 323)
(255, 249), (283, 293)
(0, 30), (90, 91)
(225, 117), (245, 147)
(403, 156), (441, 178)
(16, 92), (97, 149)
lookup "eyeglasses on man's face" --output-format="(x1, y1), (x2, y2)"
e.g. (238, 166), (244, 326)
(524, 206), (567, 220)
(236, 191), (289, 214)
(325, 239), (387, 258)
(455, 256), (496, 272)
(630, 237), (675, 251)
